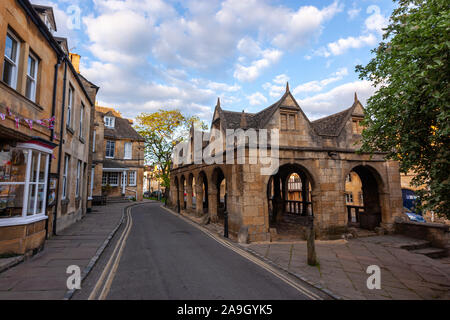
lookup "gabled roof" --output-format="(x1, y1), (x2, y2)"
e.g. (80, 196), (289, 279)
(311, 95), (365, 137)
(100, 110), (145, 142)
(31, 4), (57, 32)
(213, 86), (365, 138)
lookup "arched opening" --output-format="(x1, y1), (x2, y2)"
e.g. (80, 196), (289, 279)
(198, 171), (208, 214)
(345, 165), (382, 230)
(267, 164), (314, 237)
(212, 167), (227, 224)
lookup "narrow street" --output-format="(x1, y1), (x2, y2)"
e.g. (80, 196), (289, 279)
(74, 202), (328, 300)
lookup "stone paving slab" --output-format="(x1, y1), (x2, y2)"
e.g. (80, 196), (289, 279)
(0, 201), (140, 300)
(246, 235), (450, 300)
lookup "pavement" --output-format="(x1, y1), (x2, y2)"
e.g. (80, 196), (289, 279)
(244, 236), (450, 300)
(0, 201), (136, 300)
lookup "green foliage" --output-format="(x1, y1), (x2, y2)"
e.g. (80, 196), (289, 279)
(135, 109), (207, 191)
(356, 0), (450, 218)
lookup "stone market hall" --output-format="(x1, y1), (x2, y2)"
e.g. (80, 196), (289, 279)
(170, 85), (403, 242)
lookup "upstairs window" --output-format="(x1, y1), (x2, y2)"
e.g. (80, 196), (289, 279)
(25, 53), (38, 102)
(79, 103), (85, 138)
(104, 116), (115, 128)
(352, 119), (364, 134)
(345, 193), (354, 204)
(67, 85), (74, 127)
(105, 140), (115, 158)
(124, 142), (132, 159)
(3, 31), (20, 89)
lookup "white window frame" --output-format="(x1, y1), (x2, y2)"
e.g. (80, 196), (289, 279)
(128, 171), (136, 186)
(3, 31), (20, 89)
(92, 130), (96, 152)
(105, 140), (115, 159)
(0, 144), (52, 227)
(62, 155), (69, 199)
(25, 52), (38, 102)
(67, 85), (73, 128)
(104, 116), (115, 128)
(76, 160), (81, 197)
(79, 103), (84, 138)
(124, 142), (132, 159)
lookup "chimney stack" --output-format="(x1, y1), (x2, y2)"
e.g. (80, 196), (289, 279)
(69, 53), (81, 73)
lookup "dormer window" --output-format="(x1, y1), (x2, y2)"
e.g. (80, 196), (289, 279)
(105, 116), (115, 128)
(352, 118), (364, 134)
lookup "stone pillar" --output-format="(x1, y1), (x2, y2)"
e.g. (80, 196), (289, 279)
(195, 184), (203, 216)
(186, 185), (193, 212)
(208, 185), (218, 223)
(178, 185), (184, 212)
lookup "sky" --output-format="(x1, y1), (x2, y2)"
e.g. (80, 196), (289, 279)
(31, 0), (396, 123)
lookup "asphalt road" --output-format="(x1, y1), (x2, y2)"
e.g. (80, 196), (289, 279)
(74, 202), (327, 300)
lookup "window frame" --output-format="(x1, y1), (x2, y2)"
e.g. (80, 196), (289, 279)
(104, 116), (115, 128)
(79, 103), (85, 138)
(62, 155), (69, 200)
(0, 144), (52, 227)
(75, 160), (81, 197)
(124, 142), (132, 159)
(128, 171), (136, 186)
(67, 85), (74, 128)
(2, 31), (20, 89)
(25, 52), (39, 102)
(105, 140), (115, 159)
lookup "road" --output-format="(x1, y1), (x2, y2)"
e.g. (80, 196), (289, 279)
(74, 202), (328, 300)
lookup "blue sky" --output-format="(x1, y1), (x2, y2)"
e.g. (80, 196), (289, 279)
(32, 0), (395, 122)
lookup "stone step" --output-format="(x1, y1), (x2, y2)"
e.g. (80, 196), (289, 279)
(399, 240), (431, 251)
(410, 247), (448, 259)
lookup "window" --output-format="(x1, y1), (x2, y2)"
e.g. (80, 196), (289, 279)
(124, 142), (132, 159)
(92, 130), (96, 152)
(128, 171), (136, 186)
(346, 193), (354, 204)
(106, 140), (115, 158)
(67, 86), (73, 127)
(89, 167), (94, 200)
(102, 172), (119, 186)
(62, 155), (69, 199)
(104, 116), (115, 128)
(288, 114), (295, 130)
(346, 174), (352, 183)
(0, 144), (52, 226)
(25, 53), (38, 102)
(3, 31), (20, 89)
(79, 103), (84, 138)
(281, 113), (287, 130)
(76, 160), (81, 197)
(352, 119), (364, 134)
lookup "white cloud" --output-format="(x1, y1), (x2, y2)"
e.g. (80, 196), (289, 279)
(293, 67), (348, 94)
(247, 92), (268, 106)
(324, 34), (377, 56)
(299, 80), (376, 119)
(234, 48), (283, 82)
(365, 5), (389, 35)
(347, 4), (361, 20)
(273, 74), (290, 85)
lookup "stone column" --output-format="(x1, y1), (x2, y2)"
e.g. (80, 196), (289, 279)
(208, 185), (218, 223)
(186, 185), (193, 212)
(195, 183), (204, 216)
(178, 186), (184, 212)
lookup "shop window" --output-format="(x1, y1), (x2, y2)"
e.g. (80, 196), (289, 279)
(0, 143), (52, 226)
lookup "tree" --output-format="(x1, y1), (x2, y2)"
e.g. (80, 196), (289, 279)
(135, 109), (207, 202)
(356, 0), (449, 218)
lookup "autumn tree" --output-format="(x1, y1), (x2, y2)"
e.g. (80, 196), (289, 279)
(135, 109), (207, 201)
(356, 0), (449, 218)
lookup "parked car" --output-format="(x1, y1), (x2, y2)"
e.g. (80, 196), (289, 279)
(143, 191), (151, 198)
(151, 190), (163, 198)
(403, 207), (426, 223)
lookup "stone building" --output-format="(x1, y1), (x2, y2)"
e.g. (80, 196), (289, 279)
(143, 165), (165, 195)
(170, 85), (403, 242)
(0, 0), (97, 254)
(91, 106), (145, 202)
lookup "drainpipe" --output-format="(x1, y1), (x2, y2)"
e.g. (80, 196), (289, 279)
(45, 57), (62, 239)
(52, 58), (68, 236)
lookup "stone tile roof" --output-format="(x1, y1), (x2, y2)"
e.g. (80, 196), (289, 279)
(100, 110), (145, 142)
(311, 107), (353, 136)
